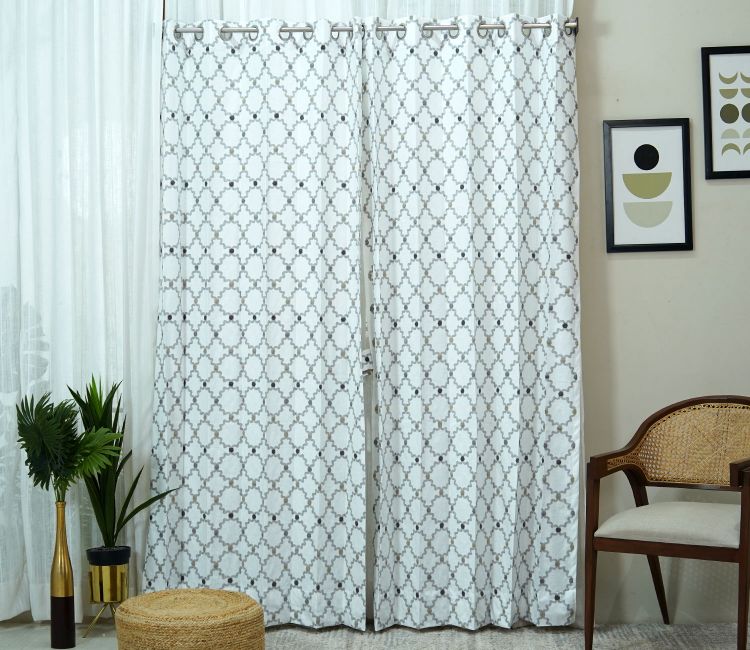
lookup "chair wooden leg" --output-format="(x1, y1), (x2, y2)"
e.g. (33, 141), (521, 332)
(584, 541), (597, 650)
(646, 555), (669, 624)
(739, 558), (750, 650)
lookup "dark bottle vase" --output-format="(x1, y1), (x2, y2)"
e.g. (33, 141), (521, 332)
(51, 501), (75, 648)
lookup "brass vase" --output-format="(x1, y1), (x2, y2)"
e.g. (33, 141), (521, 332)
(50, 501), (75, 648)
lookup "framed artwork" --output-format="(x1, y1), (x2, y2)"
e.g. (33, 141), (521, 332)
(701, 46), (750, 179)
(603, 119), (693, 253)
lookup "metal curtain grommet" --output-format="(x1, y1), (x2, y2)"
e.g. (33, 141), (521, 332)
(521, 21), (532, 37)
(194, 29), (204, 41)
(302, 23), (314, 40)
(248, 26), (259, 41)
(174, 26), (183, 40)
(279, 24), (292, 41)
(565, 18), (579, 36)
(476, 19), (488, 38)
(331, 25), (355, 41)
(396, 24), (406, 40)
(448, 24), (459, 39)
(219, 27), (232, 41)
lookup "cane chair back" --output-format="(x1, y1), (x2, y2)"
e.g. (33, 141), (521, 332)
(606, 399), (750, 488)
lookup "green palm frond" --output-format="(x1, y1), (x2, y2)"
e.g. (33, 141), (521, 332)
(75, 427), (123, 478)
(70, 377), (176, 547)
(16, 393), (120, 502)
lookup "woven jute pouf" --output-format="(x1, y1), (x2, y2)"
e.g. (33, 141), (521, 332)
(115, 589), (264, 650)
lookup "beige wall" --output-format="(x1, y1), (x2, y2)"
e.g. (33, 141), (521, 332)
(576, 0), (750, 624)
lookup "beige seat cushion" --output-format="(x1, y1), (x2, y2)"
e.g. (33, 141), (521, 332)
(595, 501), (741, 548)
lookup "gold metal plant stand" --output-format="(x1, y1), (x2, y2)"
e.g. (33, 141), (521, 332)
(83, 563), (128, 638)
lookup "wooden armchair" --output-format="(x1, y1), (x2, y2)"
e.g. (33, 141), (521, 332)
(585, 395), (750, 650)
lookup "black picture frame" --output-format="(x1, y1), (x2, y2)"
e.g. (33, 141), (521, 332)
(603, 119), (693, 253)
(701, 46), (750, 179)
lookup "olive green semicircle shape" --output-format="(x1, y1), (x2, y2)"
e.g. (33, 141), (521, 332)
(722, 143), (742, 155)
(722, 128), (740, 139)
(622, 172), (672, 199)
(744, 143), (750, 154)
(742, 88), (750, 98)
(720, 88), (739, 98)
(623, 201), (672, 228)
(741, 72), (750, 83)
(720, 72), (739, 84)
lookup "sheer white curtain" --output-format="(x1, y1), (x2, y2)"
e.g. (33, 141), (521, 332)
(0, 0), (576, 624)
(0, 0), (161, 621)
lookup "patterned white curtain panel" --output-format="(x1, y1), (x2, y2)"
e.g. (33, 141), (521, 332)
(145, 14), (579, 631)
(144, 21), (367, 628)
(363, 15), (580, 629)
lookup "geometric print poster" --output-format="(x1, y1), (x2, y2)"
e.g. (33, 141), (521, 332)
(363, 14), (580, 630)
(703, 48), (750, 178)
(605, 119), (692, 252)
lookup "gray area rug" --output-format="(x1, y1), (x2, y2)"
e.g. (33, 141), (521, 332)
(267, 623), (738, 649)
(0, 621), (739, 649)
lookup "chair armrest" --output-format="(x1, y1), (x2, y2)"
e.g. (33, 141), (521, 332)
(730, 457), (750, 487)
(587, 444), (638, 480)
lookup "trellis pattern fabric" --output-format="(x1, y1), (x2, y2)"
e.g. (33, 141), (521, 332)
(144, 21), (367, 629)
(146, 14), (579, 632)
(362, 15), (580, 629)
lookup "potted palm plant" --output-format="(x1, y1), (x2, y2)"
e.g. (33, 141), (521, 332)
(16, 394), (121, 649)
(68, 378), (175, 635)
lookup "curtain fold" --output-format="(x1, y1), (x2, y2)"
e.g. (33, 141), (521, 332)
(362, 14), (580, 629)
(0, 0), (161, 622)
(144, 21), (367, 628)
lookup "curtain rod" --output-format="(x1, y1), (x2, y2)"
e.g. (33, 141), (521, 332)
(171, 18), (579, 39)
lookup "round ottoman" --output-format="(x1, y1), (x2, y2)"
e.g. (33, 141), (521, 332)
(115, 589), (264, 649)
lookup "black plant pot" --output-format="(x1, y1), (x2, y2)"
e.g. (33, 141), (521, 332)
(86, 546), (131, 614)
(86, 546), (131, 567)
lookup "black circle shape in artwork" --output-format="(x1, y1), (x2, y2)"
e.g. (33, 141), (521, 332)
(633, 144), (659, 170)
(720, 103), (739, 124)
(743, 103), (750, 123)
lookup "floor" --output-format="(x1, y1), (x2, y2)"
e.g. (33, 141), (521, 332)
(0, 621), (741, 649)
